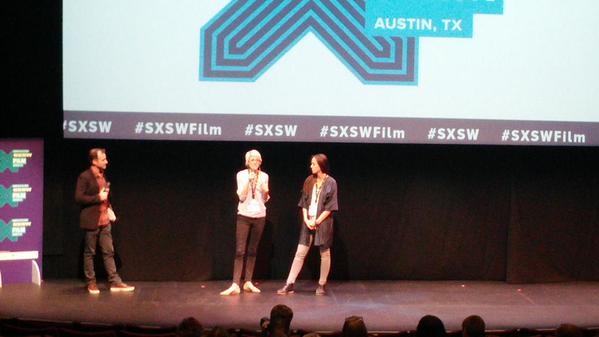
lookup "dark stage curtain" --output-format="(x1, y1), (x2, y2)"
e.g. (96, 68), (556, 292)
(41, 141), (599, 283)
(506, 148), (599, 282)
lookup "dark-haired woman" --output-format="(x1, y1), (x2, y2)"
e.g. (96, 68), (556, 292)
(277, 154), (338, 296)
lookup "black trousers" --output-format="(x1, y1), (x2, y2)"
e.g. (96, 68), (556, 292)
(83, 224), (122, 285)
(233, 214), (266, 285)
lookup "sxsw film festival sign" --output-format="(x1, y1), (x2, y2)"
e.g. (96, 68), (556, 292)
(0, 218), (33, 243)
(200, 0), (503, 84)
(0, 140), (44, 285)
(0, 184), (33, 208)
(0, 149), (32, 173)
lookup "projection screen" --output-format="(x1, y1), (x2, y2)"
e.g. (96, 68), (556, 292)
(63, 0), (599, 145)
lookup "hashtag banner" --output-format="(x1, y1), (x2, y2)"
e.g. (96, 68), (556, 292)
(64, 110), (599, 145)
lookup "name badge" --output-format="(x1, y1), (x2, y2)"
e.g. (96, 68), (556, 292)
(308, 204), (317, 217)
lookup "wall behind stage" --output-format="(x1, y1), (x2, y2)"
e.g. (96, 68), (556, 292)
(41, 140), (599, 283)
(4, 2), (599, 284)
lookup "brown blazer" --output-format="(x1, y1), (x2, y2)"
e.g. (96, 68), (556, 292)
(75, 168), (109, 230)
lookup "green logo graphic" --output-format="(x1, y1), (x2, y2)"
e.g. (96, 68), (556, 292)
(0, 218), (32, 242)
(0, 149), (32, 173)
(0, 184), (32, 208)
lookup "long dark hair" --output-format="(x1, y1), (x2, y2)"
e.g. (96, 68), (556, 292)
(304, 153), (330, 195)
(311, 153), (330, 175)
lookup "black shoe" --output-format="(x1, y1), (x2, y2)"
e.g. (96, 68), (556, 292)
(277, 283), (294, 295)
(315, 284), (327, 296)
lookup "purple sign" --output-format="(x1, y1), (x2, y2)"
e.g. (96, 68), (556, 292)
(0, 139), (44, 286)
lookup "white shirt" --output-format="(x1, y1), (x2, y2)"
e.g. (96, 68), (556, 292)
(237, 169), (269, 218)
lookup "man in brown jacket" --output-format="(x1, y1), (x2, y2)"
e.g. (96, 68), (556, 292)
(75, 148), (134, 294)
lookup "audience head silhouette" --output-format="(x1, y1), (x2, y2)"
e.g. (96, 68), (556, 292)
(416, 315), (447, 337)
(342, 316), (368, 337)
(462, 315), (485, 337)
(268, 304), (294, 337)
(209, 326), (230, 337)
(556, 324), (583, 337)
(177, 317), (203, 337)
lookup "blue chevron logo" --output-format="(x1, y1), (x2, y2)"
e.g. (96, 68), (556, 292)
(0, 218), (32, 242)
(200, 0), (503, 85)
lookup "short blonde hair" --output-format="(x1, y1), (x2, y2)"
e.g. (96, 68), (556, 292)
(245, 149), (262, 167)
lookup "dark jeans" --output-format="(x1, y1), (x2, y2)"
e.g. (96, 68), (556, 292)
(83, 224), (122, 285)
(233, 214), (266, 285)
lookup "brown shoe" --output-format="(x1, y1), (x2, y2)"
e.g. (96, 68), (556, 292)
(110, 283), (135, 292)
(87, 283), (100, 294)
(315, 284), (327, 296)
(277, 283), (294, 295)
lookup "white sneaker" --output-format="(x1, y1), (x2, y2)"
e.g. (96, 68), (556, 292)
(243, 281), (261, 293)
(110, 283), (135, 292)
(220, 283), (240, 296)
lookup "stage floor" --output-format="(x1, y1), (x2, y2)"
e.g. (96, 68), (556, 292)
(1, 280), (598, 332)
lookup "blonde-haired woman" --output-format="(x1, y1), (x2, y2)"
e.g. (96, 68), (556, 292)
(220, 149), (270, 295)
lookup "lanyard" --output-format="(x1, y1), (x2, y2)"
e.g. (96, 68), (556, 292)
(312, 175), (327, 205)
(249, 169), (259, 199)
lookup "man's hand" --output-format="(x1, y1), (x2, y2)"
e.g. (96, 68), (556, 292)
(99, 189), (108, 201)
